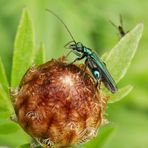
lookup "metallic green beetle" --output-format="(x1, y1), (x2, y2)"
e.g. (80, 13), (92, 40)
(66, 41), (117, 93)
(46, 9), (117, 93)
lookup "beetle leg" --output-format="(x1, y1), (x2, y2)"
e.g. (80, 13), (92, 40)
(81, 59), (88, 77)
(95, 80), (101, 89)
(93, 79), (101, 99)
(70, 54), (86, 64)
(95, 81), (98, 88)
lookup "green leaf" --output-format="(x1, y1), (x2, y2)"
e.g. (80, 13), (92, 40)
(95, 124), (115, 148)
(0, 57), (13, 116)
(0, 110), (10, 119)
(0, 83), (13, 113)
(11, 8), (35, 87)
(103, 23), (144, 83)
(0, 122), (19, 135)
(17, 144), (30, 148)
(0, 83), (8, 100)
(108, 85), (133, 103)
(0, 58), (13, 113)
(0, 57), (9, 92)
(83, 124), (115, 148)
(34, 43), (45, 65)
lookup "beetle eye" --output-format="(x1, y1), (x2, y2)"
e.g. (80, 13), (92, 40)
(69, 44), (76, 49)
(70, 44), (74, 47)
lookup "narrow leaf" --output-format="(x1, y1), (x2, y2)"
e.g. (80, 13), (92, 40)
(11, 8), (35, 87)
(0, 110), (10, 119)
(0, 59), (13, 114)
(103, 23), (144, 83)
(96, 125), (115, 148)
(0, 122), (19, 135)
(0, 57), (9, 92)
(108, 85), (133, 103)
(34, 43), (45, 65)
(83, 124), (115, 148)
(17, 144), (30, 148)
(0, 84), (13, 113)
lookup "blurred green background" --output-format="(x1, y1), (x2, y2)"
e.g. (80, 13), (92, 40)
(0, 0), (148, 148)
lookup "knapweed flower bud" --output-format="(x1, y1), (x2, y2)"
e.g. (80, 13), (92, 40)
(13, 58), (107, 148)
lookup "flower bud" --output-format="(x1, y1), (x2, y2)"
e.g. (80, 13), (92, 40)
(14, 58), (107, 147)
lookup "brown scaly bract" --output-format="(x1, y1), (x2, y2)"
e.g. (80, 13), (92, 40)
(12, 58), (107, 148)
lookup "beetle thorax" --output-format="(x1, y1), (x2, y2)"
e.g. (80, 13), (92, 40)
(83, 47), (92, 55)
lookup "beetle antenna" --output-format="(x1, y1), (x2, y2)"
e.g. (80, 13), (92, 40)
(45, 9), (76, 43)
